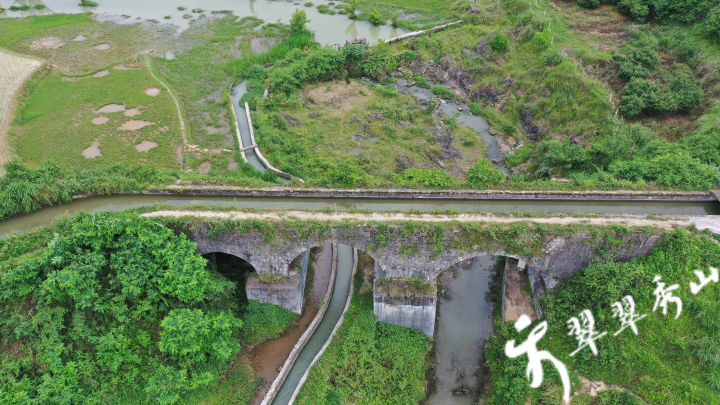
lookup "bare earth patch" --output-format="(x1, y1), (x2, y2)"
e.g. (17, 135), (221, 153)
(503, 258), (536, 322)
(81, 142), (102, 158)
(93, 43), (111, 50)
(93, 69), (110, 78)
(0, 50), (42, 165)
(117, 120), (154, 131)
(135, 140), (158, 152)
(303, 81), (362, 106)
(91, 116), (109, 125)
(144, 87), (161, 96)
(30, 38), (65, 50)
(95, 103), (125, 113)
(124, 107), (142, 117)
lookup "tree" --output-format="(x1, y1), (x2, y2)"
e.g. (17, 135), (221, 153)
(289, 9), (310, 33)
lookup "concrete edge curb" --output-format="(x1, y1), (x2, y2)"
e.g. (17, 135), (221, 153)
(288, 247), (359, 404)
(244, 103), (305, 183)
(260, 243), (338, 405)
(228, 84), (248, 163)
(151, 186), (718, 201)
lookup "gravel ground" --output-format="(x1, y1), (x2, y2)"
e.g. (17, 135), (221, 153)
(0, 50), (42, 165)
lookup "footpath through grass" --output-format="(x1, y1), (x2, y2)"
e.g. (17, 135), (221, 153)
(484, 228), (720, 404)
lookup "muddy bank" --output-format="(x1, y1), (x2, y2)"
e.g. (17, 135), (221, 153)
(248, 244), (332, 404)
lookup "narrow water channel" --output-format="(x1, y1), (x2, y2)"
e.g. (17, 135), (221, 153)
(230, 79), (266, 172)
(2, 194), (718, 238)
(271, 244), (354, 405)
(429, 256), (495, 405)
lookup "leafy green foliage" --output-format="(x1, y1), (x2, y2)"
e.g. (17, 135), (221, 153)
(241, 300), (298, 345)
(670, 66), (704, 110)
(0, 212), (241, 404)
(327, 163), (372, 187)
(486, 229), (720, 404)
(489, 33), (510, 52)
(362, 42), (397, 80)
(467, 159), (506, 187)
(578, 0), (604, 8)
(431, 85), (455, 98)
(290, 9), (310, 32)
(415, 75), (431, 89)
(402, 168), (453, 188)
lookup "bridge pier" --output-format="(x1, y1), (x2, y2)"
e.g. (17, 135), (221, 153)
(246, 250), (310, 314)
(373, 263), (437, 338)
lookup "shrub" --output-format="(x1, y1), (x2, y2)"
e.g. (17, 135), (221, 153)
(620, 78), (676, 117)
(543, 49), (563, 66)
(304, 46), (347, 82)
(10, 4), (31, 10)
(707, 6), (720, 38)
(470, 102), (482, 115)
(578, 0), (603, 8)
(402, 168), (453, 188)
(415, 76), (431, 89)
(317, 4), (329, 13)
(269, 66), (301, 96)
(34, 4), (46, 9)
(431, 85), (455, 99)
(327, 163), (371, 187)
(616, 0), (649, 22)
(489, 33), (510, 52)
(531, 31), (551, 52)
(78, 0), (98, 6)
(670, 66), (704, 110)
(244, 64), (267, 80)
(467, 159), (506, 186)
(241, 301), (298, 345)
(290, 9), (310, 32)
(367, 8), (384, 25)
(362, 42), (397, 80)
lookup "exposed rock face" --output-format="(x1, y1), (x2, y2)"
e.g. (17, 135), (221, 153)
(281, 113), (303, 127)
(520, 110), (545, 140)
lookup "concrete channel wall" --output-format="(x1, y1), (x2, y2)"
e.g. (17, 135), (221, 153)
(261, 244), (338, 405)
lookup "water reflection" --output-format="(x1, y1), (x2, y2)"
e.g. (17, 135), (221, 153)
(0, 0), (409, 45)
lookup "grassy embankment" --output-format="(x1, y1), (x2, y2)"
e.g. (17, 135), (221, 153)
(484, 228), (720, 404)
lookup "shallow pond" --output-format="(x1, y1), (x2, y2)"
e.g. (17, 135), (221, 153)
(81, 143), (102, 158)
(1, 0), (409, 46)
(135, 140), (158, 151)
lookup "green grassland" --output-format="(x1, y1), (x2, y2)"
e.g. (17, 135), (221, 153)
(485, 228), (720, 404)
(12, 63), (183, 170)
(252, 80), (487, 186)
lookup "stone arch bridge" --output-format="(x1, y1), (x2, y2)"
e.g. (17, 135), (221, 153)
(144, 210), (717, 337)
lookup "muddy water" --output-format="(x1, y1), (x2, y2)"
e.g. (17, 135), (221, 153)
(429, 256), (495, 405)
(395, 77), (508, 173)
(135, 140), (158, 151)
(1, 0), (408, 44)
(117, 120), (153, 130)
(249, 243), (333, 404)
(95, 103), (125, 113)
(81, 143), (102, 158)
(124, 107), (142, 117)
(2, 194), (718, 238)
(90, 116), (108, 125)
(272, 243), (354, 405)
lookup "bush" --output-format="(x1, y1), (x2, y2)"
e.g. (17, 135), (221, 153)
(241, 301), (298, 345)
(470, 102), (482, 115)
(707, 6), (720, 38)
(415, 76), (431, 89)
(543, 49), (563, 66)
(616, 0), (649, 22)
(362, 42), (397, 80)
(431, 85), (455, 99)
(531, 31), (551, 52)
(290, 9), (310, 32)
(579, 0), (604, 7)
(367, 8), (385, 25)
(305, 46), (347, 82)
(670, 66), (704, 110)
(620, 78), (676, 116)
(269, 66), (301, 96)
(609, 152), (720, 189)
(402, 168), (453, 188)
(327, 163), (371, 187)
(489, 33), (510, 52)
(467, 159), (506, 186)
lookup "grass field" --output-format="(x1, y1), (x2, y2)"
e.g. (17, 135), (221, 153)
(254, 80), (487, 186)
(11, 63), (183, 170)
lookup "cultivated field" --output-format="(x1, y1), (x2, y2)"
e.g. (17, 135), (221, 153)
(0, 50), (41, 165)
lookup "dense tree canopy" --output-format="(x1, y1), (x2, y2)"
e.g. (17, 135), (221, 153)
(0, 212), (241, 404)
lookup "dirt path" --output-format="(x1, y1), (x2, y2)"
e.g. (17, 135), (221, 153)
(140, 54), (186, 167)
(0, 49), (43, 168)
(503, 258), (536, 322)
(140, 209), (708, 230)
